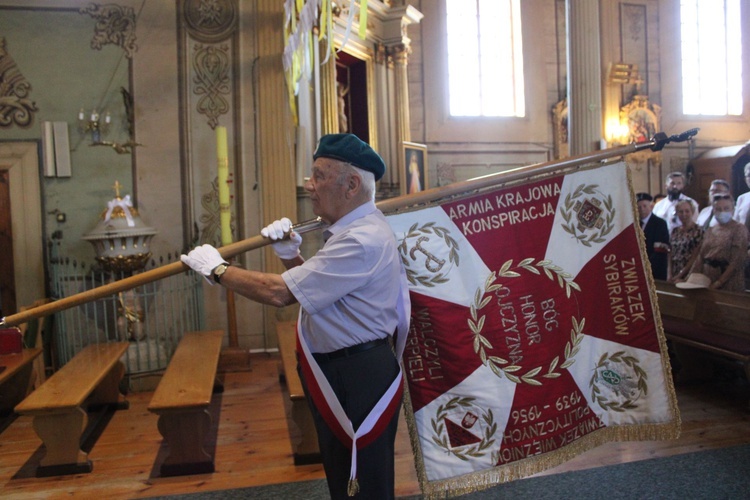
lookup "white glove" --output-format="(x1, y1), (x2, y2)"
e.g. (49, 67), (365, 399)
(261, 217), (302, 260)
(180, 244), (227, 284)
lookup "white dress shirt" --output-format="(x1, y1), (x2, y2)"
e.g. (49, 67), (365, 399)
(653, 195), (699, 234)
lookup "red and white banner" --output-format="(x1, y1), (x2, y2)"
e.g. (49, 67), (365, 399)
(386, 161), (680, 497)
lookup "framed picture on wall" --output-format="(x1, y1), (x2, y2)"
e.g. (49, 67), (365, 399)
(402, 141), (428, 195)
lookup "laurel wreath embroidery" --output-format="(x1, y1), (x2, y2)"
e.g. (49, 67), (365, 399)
(430, 396), (496, 460)
(469, 261), (584, 385)
(398, 222), (460, 287)
(560, 183), (615, 247)
(589, 351), (648, 412)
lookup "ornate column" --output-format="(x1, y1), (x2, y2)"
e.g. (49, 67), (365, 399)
(319, 47), (339, 136)
(256, 0), (296, 267)
(566, 0), (603, 155)
(256, 0), (298, 336)
(380, 4), (422, 188)
(391, 43), (412, 147)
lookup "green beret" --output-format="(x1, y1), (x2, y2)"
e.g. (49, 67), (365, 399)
(313, 133), (386, 181)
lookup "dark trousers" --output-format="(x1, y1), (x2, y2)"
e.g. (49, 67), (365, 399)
(299, 342), (401, 500)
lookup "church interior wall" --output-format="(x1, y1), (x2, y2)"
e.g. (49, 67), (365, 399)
(0, 0), (748, 351)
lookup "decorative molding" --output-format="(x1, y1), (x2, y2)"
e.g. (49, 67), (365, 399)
(192, 43), (231, 129)
(0, 37), (38, 128)
(80, 3), (138, 58)
(619, 3), (648, 100)
(374, 43), (387, 65)
(183, 0), (237, 43)
(621, 3), (645, 43)
(388, 43), (410, 65)
(0, 142), (45, 308)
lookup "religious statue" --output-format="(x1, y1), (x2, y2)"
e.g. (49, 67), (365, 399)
(337, 82), (349, 133)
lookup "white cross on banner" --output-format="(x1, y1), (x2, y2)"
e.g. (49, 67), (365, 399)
(386, 161), (680, 497)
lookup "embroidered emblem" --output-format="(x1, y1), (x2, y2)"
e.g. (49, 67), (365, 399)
(561, 184), (615, 247)
(575, 198), (604, 230)
(398, 222), (459, 287)
(589, 351), (648, 412)
(431, 397), (497, 460)
(469, 260), (583, 385)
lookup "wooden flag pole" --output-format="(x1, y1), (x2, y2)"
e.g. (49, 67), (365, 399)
(0, 129), (697, 328)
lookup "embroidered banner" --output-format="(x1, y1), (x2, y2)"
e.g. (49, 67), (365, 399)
(386, 161), (680, 497)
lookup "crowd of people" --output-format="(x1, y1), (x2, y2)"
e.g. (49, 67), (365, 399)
(637, 162), (750, 292)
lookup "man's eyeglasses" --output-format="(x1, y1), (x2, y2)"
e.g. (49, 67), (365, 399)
(712, 194), (732, 201)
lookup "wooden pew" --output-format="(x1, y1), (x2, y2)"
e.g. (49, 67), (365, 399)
(0, 348), (42, 417)
(276, 321), (320, 465)
(14, 342), (129, 476)
(147, 330), (223, 477)
(655, 281), (750, 382)
(17, 299), (53, 388)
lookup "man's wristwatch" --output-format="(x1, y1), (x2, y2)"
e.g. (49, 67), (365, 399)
(212, 262), (230, 284)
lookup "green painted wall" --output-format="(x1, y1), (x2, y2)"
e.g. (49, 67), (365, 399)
(1, 7), (133, 264)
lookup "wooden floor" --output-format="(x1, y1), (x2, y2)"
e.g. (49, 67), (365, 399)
(1, 353), (749, 499)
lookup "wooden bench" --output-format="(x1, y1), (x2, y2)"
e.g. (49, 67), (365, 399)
(14, 342), (129, 476)
(0, 348), (42, 417)
(18, 299), (53, 388)
(147, 330), (224, 477)
(276, 321), (320, 465)
(655, 281), (750, 382)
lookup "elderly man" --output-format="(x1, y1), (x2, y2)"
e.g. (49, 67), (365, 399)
(652, 171), (699, 234)
(696, 179), (731, 229)
(637, 192), (670, 280)
(182, 134), (410, 499)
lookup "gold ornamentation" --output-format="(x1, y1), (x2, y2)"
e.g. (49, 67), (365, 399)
(90, 140), (142, 154)
(95, 253), (152, 273)
(192, 43), (231, 129)
(0, 37), (38, 128)
(470, 261), (583, 385)
(99, 204), (140, 219)
(398, 222), (459, 287)
(561, 184), (615, 247)
(80, 3), (138, 58)
(589, 351), (648, 412)
(430, 397), (497, 460)
(498, 257), (581, 298)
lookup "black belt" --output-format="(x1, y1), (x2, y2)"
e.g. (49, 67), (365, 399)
(704, 258), (728, 271)
(312, 338), (387, 363)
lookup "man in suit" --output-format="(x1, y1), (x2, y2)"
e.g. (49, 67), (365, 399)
(637, 192), (670, 280)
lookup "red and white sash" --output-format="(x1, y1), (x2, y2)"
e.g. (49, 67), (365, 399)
(296, 267), (411, 496)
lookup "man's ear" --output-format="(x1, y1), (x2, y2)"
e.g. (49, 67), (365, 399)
(346, 173), (362, 198)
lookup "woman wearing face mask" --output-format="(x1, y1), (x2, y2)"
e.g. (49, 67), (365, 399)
(669, 200), (704, 282)
(682, 195), (749, 291)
